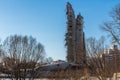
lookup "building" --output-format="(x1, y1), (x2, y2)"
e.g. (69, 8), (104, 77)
(65, 2), (86, 64)
(102, 45), (120, 72)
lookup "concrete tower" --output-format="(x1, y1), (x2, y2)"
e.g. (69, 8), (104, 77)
(65, 2), (86, 64)
(65, 2), (76, 63)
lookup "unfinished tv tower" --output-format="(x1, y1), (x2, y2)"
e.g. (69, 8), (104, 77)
(65, 2), (86, 64)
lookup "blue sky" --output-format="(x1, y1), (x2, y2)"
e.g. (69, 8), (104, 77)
(0, 0), (119, 60)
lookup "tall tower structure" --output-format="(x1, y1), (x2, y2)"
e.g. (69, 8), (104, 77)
(65, 2), (86, 64)
(65, 2), (76, 63)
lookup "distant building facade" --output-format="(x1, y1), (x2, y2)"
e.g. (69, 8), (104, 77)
(102, 45), (120, 72)
(65, 2), (86, 64)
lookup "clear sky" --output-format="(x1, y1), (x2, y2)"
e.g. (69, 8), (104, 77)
(0, 0), (120, 61)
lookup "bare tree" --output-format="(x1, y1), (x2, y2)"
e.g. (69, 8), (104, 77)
(0, 40), (5, 77)
(2, 35), (45, 80)
(101, 3), (120, 45)
(86, 36), (112, 80)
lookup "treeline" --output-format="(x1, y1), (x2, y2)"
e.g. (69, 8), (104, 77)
(0, 35), (52, 80)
